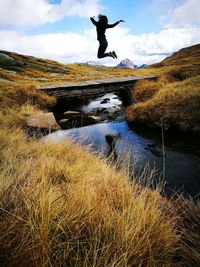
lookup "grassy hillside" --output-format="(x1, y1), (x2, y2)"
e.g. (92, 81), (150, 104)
(0, 50), (155, 87)
(126, 44), (200, 135)
(0, 49), (200, 266)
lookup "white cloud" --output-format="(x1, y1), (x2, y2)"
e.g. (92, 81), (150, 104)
(96, 26), (200, 65)
(0, 0), (102, 26)
(166, 0), (200, 28)
(1, 26), (200, 66)
(0, 29), (97, 63)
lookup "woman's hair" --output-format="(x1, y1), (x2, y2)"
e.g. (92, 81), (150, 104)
(98, 14), (108, 25)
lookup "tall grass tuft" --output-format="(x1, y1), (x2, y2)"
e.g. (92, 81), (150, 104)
(174, 197), (200, 267)
(127, 75), (200, 135)
(0, 84), (55, 111)
(127, 44), (200, 135)
(0, 127), (182, 266)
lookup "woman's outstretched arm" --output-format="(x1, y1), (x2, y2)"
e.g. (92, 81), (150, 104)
(107, 20), (125, 28)
(90, 16), (98, 26)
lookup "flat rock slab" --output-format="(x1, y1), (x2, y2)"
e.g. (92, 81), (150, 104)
(38, 75), (157, 98)
(63, 110), (81, 117)
(27, 112), (60, 130)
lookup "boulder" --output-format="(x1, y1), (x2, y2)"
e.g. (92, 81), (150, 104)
(0, 52), (24, 70)
(47, 64), (67, 73)
(27, 63), (48, 72)
(0, 53), (15, 67)
(7, 66), (25, 72)
(27, 112), (61, 130)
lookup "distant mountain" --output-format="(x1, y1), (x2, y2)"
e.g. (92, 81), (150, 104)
(116, 59), (148, 69)
(136, 64), (148, 69)
(85, 61), (103, 66)
(117, 58), (136, 69)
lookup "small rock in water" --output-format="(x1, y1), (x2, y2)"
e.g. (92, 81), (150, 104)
(59, 114), (98, 129)
(63, 111), (81, 118)
(59, 118), (69, 124)
(100, 98), (110, 104)
(89, 115), (101, 122)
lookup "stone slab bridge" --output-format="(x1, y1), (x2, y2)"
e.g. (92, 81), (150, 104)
(38, 75), (157, 99)
(28, 75), (157, 131)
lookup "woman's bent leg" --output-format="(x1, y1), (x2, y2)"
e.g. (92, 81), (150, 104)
(97, 40), (110, 58)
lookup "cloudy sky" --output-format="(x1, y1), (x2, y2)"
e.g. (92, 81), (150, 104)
(0, 0), (200, 66)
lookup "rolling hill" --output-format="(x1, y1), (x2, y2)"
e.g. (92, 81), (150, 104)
(126, 43), (200, 135)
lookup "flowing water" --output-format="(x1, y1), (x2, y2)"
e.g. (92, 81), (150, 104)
(46, 93), (200, 198)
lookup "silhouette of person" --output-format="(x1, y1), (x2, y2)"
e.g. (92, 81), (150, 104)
(90, 14), (124, 59)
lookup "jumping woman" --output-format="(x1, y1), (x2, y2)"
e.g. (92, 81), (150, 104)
(90, 15), (124, 59)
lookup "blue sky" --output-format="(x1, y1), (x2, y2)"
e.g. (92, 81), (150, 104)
(22, 0), (183, 34)
(0, 0), (200, 65)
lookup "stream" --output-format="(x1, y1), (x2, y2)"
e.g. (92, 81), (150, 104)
(45, 93), (200, 198)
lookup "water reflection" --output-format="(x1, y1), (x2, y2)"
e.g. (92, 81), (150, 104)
(45, 93), (200, 198)
(105, 134), (119, 160)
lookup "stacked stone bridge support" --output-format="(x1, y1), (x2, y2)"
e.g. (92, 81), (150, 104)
(38, 75), (157, 122)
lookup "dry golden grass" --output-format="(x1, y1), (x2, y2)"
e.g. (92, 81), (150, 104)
(0, 122), (199, 266)
(174, 197), (200, 267)
(0, 126), (180, 266)
(0, 84), (55, 111)
(127, 44), (200, 135)
(0, 47), (199, 266)
(127, 75), (200, 134)
(131, 80), (162, 103)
